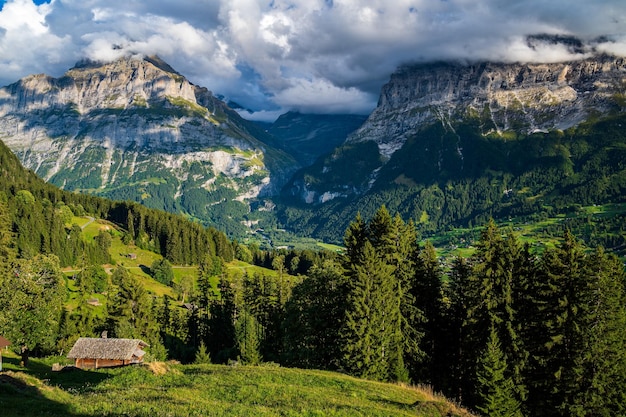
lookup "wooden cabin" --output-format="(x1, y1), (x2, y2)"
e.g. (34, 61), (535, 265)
(67, 337), (148, 369)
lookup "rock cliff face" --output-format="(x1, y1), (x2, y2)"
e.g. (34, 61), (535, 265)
(349, 55), (626, 157)
(285, 54), (626, 206)
(0, 56), (296, 236)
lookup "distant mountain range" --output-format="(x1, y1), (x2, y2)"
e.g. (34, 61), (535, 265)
(1, 51), (625, 245)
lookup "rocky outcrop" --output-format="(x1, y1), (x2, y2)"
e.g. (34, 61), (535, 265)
(349, 55), (626, 157)
(0, 56), (297, 235)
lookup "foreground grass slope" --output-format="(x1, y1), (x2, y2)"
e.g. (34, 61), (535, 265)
(0, 352), (472, 417)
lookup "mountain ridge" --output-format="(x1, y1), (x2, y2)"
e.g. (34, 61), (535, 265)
(349, 54), (626, 158)
(0, 55), (298, 237)
(278, 53), (626, 244)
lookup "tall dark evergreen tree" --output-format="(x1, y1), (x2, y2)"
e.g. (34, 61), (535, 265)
(445, 256), (473, 402)
(462, 220), (526, 408)
(282, 260), (347, 369)
(476, 325), (523, 417)
(411, 240), (443, 385)
(207, 276), (237, 363)
(527, 232), (626, 416)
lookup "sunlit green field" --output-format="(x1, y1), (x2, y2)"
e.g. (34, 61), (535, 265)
(0, 351), (473, 417)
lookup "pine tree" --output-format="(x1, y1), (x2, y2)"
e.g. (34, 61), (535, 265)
(194, 342), (212, 364)
(463, 221), (526, 408)
(527, 230), (590, 416)
(445, 256), (472, 402)
(527, 237), (626, 416)
(207, 276), (237, 363)
(476, 325), (523, 417)
(236, 309), (261, 365)
(341, 240), (397, 380)
(411, 240), (443, 385)
(282, 260), (347, 369)
(578, 247), (626, 415)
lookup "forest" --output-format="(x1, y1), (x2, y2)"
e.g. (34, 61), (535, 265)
(278, 114), (626, 252)
(0, 139), (625, 417)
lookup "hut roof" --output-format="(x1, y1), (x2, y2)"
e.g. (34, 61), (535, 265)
(67, 338), (148, 360)
(0, 336), (10, 348)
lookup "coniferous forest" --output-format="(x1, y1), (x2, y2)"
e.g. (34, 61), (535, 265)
(1, 138), (626, 417)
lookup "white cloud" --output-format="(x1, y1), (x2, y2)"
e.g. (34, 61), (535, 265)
(0, 0), (624, 116)
(273, 77), (377, 115)
(0, 0), (71, 80)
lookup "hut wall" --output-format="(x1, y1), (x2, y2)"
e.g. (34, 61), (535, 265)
(75, 358), (126, 369)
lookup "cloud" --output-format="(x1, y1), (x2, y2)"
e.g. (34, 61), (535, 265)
(272, 77), (377, 115)
(0, 0), (624, 118)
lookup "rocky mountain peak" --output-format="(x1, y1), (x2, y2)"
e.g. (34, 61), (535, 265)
(0, 56), (297, 238)
(349, 54), (626, 158)
(5, 55), (200, 115)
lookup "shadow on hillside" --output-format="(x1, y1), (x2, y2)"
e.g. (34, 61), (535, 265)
(1, 353), (113, 416)
(2, 353), (110, 389)
(0, 373), (92, 417)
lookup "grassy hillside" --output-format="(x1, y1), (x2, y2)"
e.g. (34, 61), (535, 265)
(0, 351), (473, 417)
(61, 214), (293, 315)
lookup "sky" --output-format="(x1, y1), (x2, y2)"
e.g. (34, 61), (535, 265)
(0, 0), (625, 121)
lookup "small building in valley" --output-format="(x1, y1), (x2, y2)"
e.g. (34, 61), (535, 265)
(67, 337), (148, 369)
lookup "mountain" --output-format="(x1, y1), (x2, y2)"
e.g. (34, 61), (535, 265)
(348, 54), (626, 158)
(267, 112), (367, 166)
(279, 54), (626, 243)
(0, 55), (297, 237)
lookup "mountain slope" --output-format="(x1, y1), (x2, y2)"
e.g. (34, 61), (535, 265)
(267, 111), (367, 166)
(0, 56), (297, 237)
(278, 54), (626, 244)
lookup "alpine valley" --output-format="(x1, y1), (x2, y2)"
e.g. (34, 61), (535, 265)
(1, 50), (626, 250)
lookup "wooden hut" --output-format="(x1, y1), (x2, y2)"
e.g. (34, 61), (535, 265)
(67, 337), (148, 369)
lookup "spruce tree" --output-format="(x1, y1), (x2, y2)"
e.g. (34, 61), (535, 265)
(282, 260), (347, 369)
(527, 230), (590, 416)
(445, 256), (473, 402)
(463, 220), (526, 408)
(341, 239), (398, 380)
(194, 342), (212, 364)
(528, 238), (626, 416)
(578, 247), (626, 415)
(236, 309), (261, 365)
(411, 240), (443, 385)
(476, 325), (523, 417)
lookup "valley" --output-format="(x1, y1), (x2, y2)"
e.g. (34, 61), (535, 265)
(0, 48), (626, 417)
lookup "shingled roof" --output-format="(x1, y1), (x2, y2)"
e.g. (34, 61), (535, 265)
(67, 338), (148, 360)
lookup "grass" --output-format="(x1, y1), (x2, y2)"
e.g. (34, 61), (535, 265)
(316, 242), (344, 253)
(0, 351), (474, 417)
(64, 216), (292, 306)
(431, 202), (626, 261)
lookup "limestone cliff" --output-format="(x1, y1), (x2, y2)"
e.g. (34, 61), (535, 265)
(349, 55), (626, 158)
(0, 56), (296, 236)
(286, 54), (626, 206)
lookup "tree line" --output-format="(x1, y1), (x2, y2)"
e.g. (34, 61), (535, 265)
(1, 135), (625, 416)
